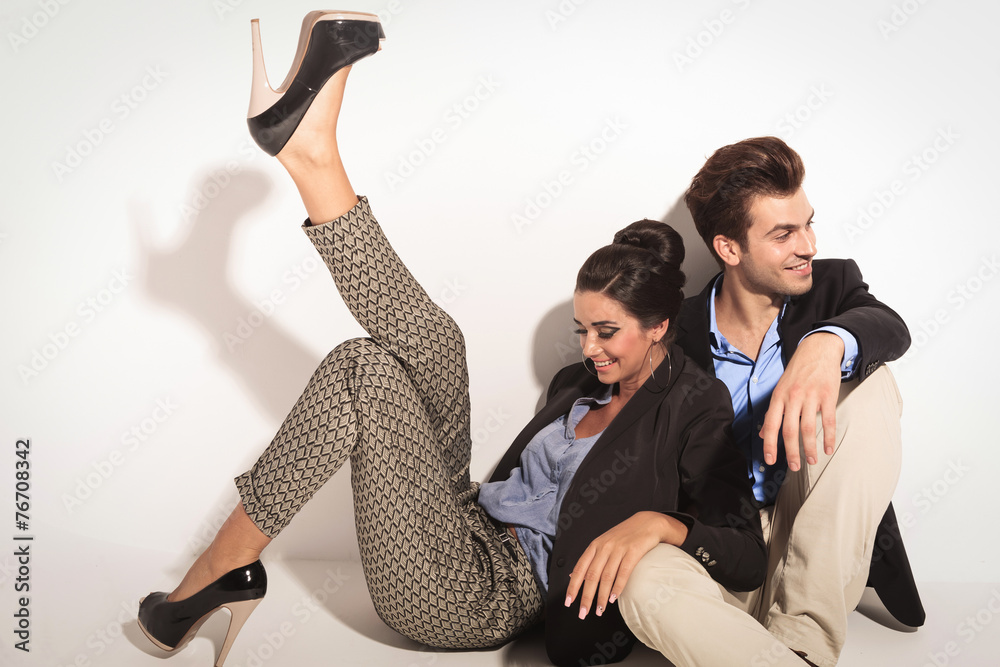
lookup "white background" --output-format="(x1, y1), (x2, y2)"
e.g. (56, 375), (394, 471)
(1, 0), (998, 665)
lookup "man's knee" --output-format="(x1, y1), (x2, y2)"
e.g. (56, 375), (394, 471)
(836, 364), (902, 420)
(619, 545), (716, 625)
(813, 364), (902, 463)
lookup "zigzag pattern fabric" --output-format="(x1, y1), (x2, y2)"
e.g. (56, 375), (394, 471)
(234, 197), (542, 648)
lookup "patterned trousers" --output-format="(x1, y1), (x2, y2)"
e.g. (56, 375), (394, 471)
(234, 197), (542, 648)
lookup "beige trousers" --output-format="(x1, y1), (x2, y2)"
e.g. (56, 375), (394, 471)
(619, 366), (903, 667)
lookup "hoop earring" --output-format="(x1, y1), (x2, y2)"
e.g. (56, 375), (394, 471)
(583, 354), (599, 377)
(648, 340), (672, 389)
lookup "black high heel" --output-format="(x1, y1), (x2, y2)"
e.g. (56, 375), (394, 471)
(138, 560), (267, 667)
(247, 11), (385, 156)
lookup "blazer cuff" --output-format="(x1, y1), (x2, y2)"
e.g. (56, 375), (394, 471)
(670, 513), (719, 569)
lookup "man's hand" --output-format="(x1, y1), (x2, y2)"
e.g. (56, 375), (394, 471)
(760, 332), (844, 470)
(564, 511), (688, 620)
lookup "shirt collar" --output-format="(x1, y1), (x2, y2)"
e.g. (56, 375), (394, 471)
(708, 274), (727, 353)
(565, 384), (613, 438)
(708, 274), (790, 355)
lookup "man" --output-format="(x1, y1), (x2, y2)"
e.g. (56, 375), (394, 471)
(618, 137), (923, 666)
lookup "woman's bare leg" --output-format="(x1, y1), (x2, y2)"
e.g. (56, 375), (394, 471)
(276, 66), (358, 224)
(167, 503), (270, 601)
(167, 66), (359, 602)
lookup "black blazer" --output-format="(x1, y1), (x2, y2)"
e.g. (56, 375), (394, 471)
(489, 344), (767, 666)
(674, 258), (925, 628)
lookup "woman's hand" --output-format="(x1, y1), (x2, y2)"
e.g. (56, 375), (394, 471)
(564, 511), (688, 620)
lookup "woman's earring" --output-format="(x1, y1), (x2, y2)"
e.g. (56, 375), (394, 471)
(649, 340), (672, 389)
(648, 343), (657, 383)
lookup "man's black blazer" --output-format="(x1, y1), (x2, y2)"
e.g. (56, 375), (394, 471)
(674, 258), (925, 627)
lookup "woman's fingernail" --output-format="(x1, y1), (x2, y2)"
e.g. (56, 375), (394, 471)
(807, 456), (816, 465)
(596, 606), (604, 616)
(578, 607), (588, 620)
(564, 596), (572, 607)
(608, 594), (617, 604)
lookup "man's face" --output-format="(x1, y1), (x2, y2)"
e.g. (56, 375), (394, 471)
(733, 187), (817, 297)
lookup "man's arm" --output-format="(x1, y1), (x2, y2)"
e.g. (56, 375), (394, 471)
(811, 258), (911, 375)
(761, 259), (909, 468)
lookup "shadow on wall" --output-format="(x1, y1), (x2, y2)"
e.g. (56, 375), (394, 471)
(132, 168), (320, 423)
(661, 194), (720, 294)
(527, 195), (719, 407)
(531, 299), (577, 410)
(132, 167), (359, 562)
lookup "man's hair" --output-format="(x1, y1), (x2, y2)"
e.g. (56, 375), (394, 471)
(684, 136), (805, 267)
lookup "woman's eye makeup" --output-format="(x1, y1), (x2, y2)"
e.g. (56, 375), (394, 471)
(574, 327), (620, 339)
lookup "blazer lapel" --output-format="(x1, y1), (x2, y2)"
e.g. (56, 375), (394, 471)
(677, 274), (718, 376)
(576, 347), (685, 472)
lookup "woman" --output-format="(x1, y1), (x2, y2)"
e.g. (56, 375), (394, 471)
(137, 11), (765, 667)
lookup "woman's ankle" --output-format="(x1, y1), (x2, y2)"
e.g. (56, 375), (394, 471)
(274, 67), (350, 163)
(166, 503), (271, 602)
(278, 146), (344, 180)
(166, 543), (264, 602)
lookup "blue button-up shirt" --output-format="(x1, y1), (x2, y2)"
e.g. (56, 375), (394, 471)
(707, 276), (858, 505)
(478, 386), (612, 591)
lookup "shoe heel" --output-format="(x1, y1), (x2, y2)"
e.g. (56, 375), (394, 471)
(138, 561), (267, 662)
(248, 19), (277, 119)
(215, 598), (262, 667)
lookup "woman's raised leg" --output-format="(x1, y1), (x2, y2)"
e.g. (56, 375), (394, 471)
(163, 65), (363, 603)
(151, 40), (542, 649)
(278, 66), (474, 482)
(232, 62), (542, 644)
(167, 56), (472, 596)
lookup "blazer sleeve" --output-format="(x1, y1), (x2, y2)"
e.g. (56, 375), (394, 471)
(812, 259), (910, 379)
(668, 381), (767, 591)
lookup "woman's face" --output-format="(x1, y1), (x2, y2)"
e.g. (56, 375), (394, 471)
(572, 290), (666, 389)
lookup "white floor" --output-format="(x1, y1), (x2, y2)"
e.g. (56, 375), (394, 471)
(11, 559), (998, 666)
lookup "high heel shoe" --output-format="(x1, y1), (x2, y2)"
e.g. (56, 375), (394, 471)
(247, 11), (385, 156)
(138, 560), (267, 667)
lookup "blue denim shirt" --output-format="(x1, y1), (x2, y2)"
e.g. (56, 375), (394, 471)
(478, 386), (612, 591)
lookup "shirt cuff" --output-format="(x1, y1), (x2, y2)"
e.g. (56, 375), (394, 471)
(802, 326), (859, 379)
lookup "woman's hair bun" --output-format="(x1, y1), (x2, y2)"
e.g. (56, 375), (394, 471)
(577, 218), (687, 335)
(612, 219), (685, 269)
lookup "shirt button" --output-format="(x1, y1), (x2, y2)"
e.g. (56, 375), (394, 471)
(752, 377), (758, 384)
(758, 465), (765, 472)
